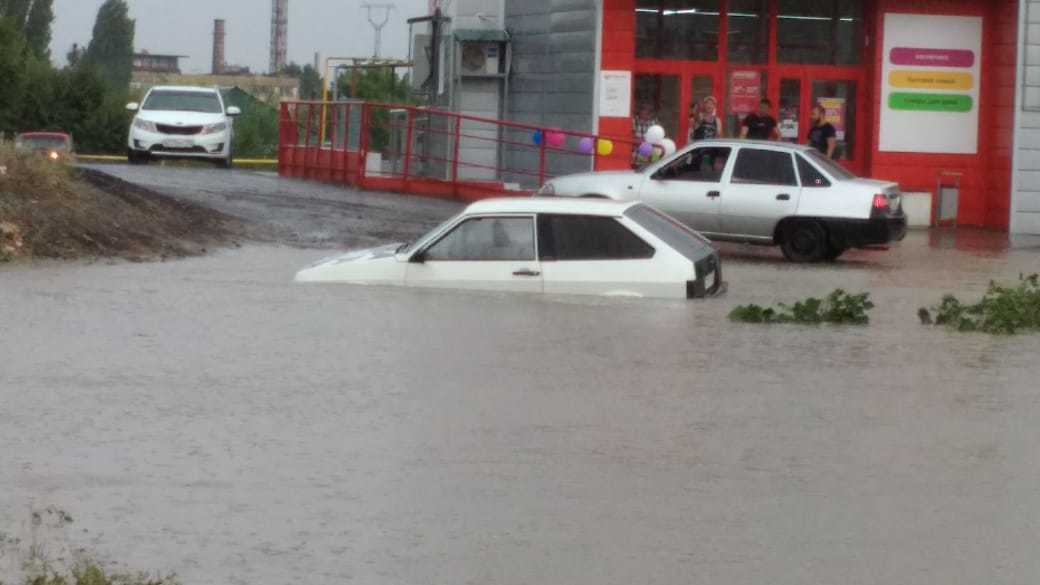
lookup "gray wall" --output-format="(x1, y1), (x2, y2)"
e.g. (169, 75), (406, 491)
(1015, 0), (1040, 234)
(504, 0), (599, 187)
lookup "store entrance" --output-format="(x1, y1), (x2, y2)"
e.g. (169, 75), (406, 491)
(777, 72), (867, 175)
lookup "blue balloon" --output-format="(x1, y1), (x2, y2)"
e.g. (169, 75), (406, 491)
(532, 130), (543, 146)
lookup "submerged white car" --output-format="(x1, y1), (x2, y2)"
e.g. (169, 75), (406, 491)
(538, 140), (907, 262)
(126, 86), (240, 168)
(295, 198), (724, 299)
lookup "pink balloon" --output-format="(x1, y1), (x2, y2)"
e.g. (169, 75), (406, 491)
(578, 137), (595, 154)
(546, 131), (566, 148)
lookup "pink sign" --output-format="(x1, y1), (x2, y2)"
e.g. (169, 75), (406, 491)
(729, 70), (762, 115)
(889, 47), (975, 68)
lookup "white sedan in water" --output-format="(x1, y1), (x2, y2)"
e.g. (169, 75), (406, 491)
(538, 140), (907, 262)
(295, 198), (724, 299)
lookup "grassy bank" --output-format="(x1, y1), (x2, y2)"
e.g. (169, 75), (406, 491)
(0, 147), (239, 262)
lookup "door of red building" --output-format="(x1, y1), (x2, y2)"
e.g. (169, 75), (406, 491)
(633, 66), (723, 146)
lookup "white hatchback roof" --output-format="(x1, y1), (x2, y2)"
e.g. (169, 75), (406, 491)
(465, 197), (640, 216)
(148, 86), (220, 94)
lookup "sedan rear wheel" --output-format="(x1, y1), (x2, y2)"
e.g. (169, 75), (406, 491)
(780, 220), (829, 263)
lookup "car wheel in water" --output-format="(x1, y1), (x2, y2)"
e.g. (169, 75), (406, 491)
(218, 152), (233, 170)
(823, 244), (848, 262)
(780, 220), (829, 263)
(127, 149), (149, 165)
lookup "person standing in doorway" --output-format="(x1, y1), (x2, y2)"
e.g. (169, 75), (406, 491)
(688, 96), (723, 143)
(633, 102), (659, 142)
(740, 98), (780, 140)
(807, 104), (838, 159)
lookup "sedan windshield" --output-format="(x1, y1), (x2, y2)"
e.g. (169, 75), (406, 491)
(397, 215), (461, 255)
(805, 150), (856, 181)
(143, 91), (223, 113)
(16, 136), (69, 150)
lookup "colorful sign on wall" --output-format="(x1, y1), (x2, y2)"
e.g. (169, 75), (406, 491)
(729, 70), (762, 115)
(879, 14), (982, 154)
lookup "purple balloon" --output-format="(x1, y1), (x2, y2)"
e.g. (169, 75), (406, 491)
(638, 142), (654, 158)
(578, 137), (595, 154)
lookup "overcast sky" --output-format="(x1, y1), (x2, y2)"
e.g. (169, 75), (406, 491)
(51, 0), (430, 73)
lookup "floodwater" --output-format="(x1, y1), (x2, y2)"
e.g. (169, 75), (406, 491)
(3, 232), (1040, 585)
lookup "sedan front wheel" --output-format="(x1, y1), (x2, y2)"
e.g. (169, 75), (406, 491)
(780, 220), (829, 263)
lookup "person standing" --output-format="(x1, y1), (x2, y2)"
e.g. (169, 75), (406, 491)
(807, 104), (838, 159)
(740, 98), (780, 140)
(688, 96), (723, 142)
(632, 102), (659, 142)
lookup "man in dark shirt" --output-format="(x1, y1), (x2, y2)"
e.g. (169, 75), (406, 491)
(740, 98), (780, 140)
(807, 104), (838, 159)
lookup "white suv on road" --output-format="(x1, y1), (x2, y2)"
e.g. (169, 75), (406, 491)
(126, 86), (240, 168)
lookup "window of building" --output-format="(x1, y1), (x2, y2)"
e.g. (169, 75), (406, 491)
(539, 215), (655, 261)
(424, 217), (535, 261)
(727, 0), (769, 64)
(634, 74), (681, 141)
(635, 0), (721, 61)
(777, 0), (863, 65)
(731, 149), (798, 186)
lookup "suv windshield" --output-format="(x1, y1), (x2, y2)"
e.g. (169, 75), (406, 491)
(143, 91), (223, 113)
(805, 150), (855, 181)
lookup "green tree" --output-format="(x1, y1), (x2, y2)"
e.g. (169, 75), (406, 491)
(66, 43), (83, 67)
(0, 0), (33, 26)
(23, 0), (54, 60)
(0, 16), (31, 135)
(83, 0), (134, 89)
(298, 64), (322, 100)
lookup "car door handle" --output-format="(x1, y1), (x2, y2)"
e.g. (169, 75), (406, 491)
(776, 193), (791, 201)
(707, 190), (721, 199)
(512, 269), (540, 277)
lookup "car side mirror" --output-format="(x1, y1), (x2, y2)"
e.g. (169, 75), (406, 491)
(125, 102), (139, 112)
(226, 106), (242, 116)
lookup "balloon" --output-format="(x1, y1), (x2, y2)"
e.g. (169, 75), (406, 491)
(637, 142), (654, 158)
(661, 138), (677, 156)
(644, 124), (666, 145)
(532, 130), (543, 145)
(546, 131), (566, 148)
(596, 139), (614, 156)
(578, 137), (595, 154)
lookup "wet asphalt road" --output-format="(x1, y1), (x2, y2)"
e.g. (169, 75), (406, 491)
(3, 165), (1040, 584)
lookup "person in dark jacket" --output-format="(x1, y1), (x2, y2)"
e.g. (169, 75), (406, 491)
(740, 98), (780, 141)
(807, 104), (838, 159)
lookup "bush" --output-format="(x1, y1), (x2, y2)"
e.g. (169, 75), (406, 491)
(919, 274), (1040, 335)
(729, 289), (875, 325)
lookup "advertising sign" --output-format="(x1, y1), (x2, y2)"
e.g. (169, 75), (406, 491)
(817, 97), (846, 141)
(599, 70), (632, 118)
(729, 70), (761, 115)
(879, 14), (982, 154)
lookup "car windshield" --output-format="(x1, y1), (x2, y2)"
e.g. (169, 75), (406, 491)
(397, 215), (461, 255)
(624, 204), (715, 261)
(143, 90), (223, 113)
(16, 136), (69, 150)
(805, 150), (856, 181)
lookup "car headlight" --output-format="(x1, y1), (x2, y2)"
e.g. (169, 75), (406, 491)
(202, 122), (228, 135)
(133, 118), (158, 133)
(537, 182), (556, 196)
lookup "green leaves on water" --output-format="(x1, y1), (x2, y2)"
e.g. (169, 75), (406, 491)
(729, 289), (874, 326)
(919, 274), (1040, 335)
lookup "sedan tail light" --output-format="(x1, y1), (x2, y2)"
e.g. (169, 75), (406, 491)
(872, 194), (890, 213)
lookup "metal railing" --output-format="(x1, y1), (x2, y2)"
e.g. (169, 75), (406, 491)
(278, 100), (637, 200)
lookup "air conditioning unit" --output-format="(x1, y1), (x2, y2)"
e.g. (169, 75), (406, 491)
(460, 42), (501, 76)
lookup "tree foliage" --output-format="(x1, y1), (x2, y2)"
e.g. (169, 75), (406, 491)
(23, 0), (53, 59)
(298, 64), (323, 100)
(83, 0), (134, 90)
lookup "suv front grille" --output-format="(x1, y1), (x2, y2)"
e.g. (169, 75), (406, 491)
(157, 124), (203, 135)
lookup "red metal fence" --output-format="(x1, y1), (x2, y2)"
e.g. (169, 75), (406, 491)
(278, 101), (637, 201)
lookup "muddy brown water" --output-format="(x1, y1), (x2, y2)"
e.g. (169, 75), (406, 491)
(4, 208), (1040, 583)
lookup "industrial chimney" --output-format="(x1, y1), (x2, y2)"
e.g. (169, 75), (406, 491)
(270, 0), (288, 74)
(212, 19), (226, 75)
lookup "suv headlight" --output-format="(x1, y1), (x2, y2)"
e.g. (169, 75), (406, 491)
(202, 122), (228, 135)
(133, 118), (158, 133)
(537, 182), (556, 196)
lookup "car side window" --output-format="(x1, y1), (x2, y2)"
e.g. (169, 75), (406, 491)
(731, 149), (798, 186)
(796, 155), (831, 188)
(654, 147), (731, 183)
(423, 216), (535, 261)
(539, 215), (654, 261)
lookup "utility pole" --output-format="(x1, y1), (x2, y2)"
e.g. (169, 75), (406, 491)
(363, 3), (394, 58)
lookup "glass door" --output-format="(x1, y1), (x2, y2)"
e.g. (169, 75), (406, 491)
(779, 78), (802, 143)
(811, 80), (857, 163)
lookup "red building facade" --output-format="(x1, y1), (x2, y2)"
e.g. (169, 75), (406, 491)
(596, 0), (1017, 229)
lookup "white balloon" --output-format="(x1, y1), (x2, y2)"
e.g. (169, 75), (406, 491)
(644, 125), (666, 145)
(661, 138), (677, 156)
